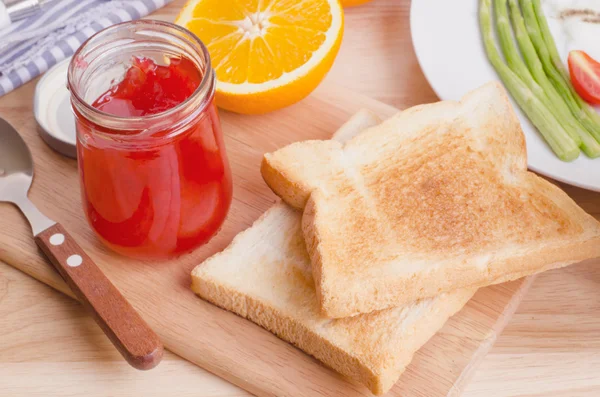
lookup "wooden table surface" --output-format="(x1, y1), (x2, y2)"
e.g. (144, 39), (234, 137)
(1, 0), (600, 396)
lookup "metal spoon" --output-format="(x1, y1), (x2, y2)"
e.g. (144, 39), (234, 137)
(0, 116), (163, 370)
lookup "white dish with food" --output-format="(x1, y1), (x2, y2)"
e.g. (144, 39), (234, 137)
(410, 0), (600, 192)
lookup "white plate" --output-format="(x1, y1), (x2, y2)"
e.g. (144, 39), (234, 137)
(410, 0), (599, 192)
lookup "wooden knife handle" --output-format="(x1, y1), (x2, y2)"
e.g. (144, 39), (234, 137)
(35, 223), (163, 370)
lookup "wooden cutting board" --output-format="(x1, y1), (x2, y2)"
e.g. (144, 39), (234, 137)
(0, 79), (534, 397)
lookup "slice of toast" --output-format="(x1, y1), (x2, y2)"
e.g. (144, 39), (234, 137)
(262, 82), (600, 318)
(192, 111), (475, 395)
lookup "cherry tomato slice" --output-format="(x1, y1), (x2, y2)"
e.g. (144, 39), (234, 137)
(568, 50), (600, 106)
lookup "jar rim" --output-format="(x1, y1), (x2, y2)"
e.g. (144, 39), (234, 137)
(68, 20), (214, 142)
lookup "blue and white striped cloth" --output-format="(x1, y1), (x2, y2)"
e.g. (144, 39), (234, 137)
(0, 0), (172, 96)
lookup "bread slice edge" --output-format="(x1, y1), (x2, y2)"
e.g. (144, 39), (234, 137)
(191, 238), (475, 395)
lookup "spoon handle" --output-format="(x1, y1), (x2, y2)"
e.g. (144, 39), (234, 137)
(34, 223), (163, 370)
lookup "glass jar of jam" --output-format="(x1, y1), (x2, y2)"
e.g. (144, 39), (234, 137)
(68, 20), (233, 259)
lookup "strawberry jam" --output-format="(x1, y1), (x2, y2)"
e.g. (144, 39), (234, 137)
(92, 57), (202, 117)
(74, 55), (232, 259)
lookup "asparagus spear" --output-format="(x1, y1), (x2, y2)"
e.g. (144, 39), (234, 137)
(493, 0), (533, 83)
(520, 0), (600, 145)
(532, 0), (576, 81)
(507, 0), (600, 157)
(480, 0), (579, 161)
(493, 0), (582, 147)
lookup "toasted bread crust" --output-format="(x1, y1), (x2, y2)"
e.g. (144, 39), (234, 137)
(262, 82), (600, 318)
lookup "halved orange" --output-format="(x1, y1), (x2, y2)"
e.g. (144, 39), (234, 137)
(176, 0), (344, 114)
